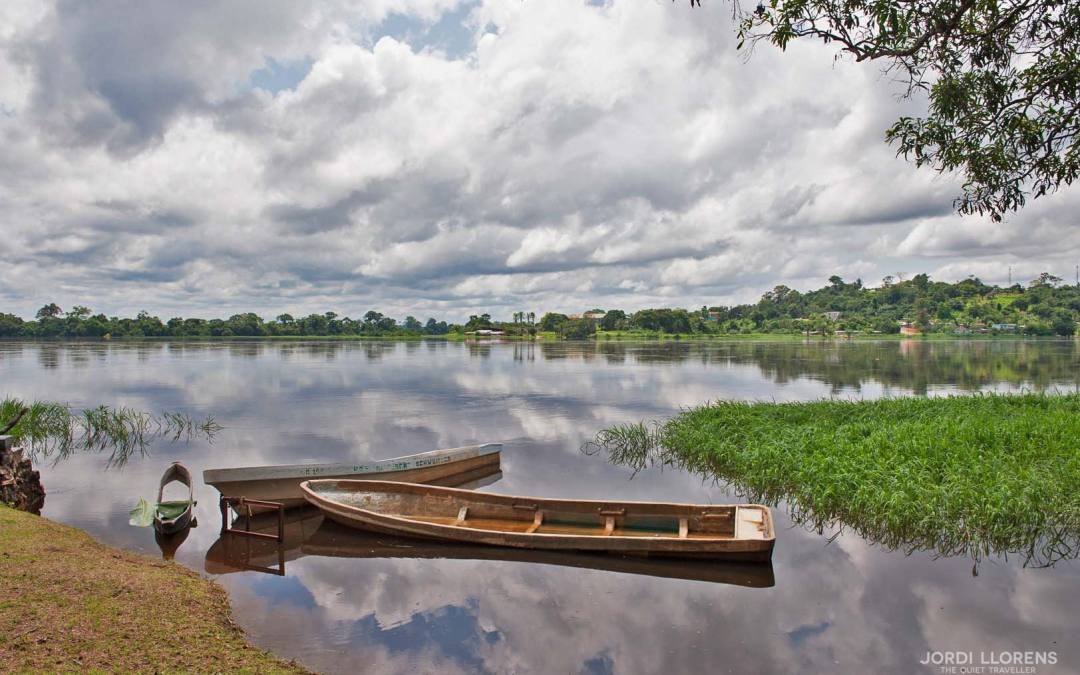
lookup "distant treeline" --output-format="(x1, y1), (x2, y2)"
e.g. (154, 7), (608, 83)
(2, 272), (1079, 339)
(542, 272), (1080, 338)
(0, 307), (459, 339)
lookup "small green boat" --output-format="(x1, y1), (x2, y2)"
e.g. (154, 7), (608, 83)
(154, 462), (197, 534)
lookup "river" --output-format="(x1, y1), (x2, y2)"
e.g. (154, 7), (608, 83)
(3, 339), (1078, 674)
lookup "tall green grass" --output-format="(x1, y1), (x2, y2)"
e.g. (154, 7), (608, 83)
(588, 393), (1080, 565)
(0, 397), (222, 468)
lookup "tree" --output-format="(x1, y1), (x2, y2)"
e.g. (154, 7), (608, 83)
(1031, 272), (1063, 288)
(226, 313), (265, 336)
(423, 317), (447, 335)
(914, 298), (932, 332)
(710, 0), (1080, 220)
(557, 318), (596, 339)
(463, 314), (494, 331)
(764, 285), (793, 303)
(600, 309), (627, 331)
(36, 303), (62, 319)
(403, 316), (423, 332)
(0, 313), (24, 337)
(361, 311), (386, 333)
(66, 306), (91, 320)
(1051, 309), (1076, 336)
(538, 313), (569, 332)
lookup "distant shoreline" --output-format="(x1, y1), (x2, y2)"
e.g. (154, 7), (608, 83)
(0, 332), (1075, 343)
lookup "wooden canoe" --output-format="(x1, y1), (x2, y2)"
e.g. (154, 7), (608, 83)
(203, 443), (501, 509)
(155, 462), (197, 535)
(203, 510), (774, 586)
(300, 480), (775, 561)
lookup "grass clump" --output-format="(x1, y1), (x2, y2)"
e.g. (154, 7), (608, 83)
(0, 397), (221, 468)
(0, 505), (306, 673)
(589, 393), (1080, 564)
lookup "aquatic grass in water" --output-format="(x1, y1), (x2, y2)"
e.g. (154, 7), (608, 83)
(0, 397), (222, 468)
(588, 393), (1080, 565)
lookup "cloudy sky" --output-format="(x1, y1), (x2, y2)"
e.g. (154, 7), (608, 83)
(1, 0), (1078, 322)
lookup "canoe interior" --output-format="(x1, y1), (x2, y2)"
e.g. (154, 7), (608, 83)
(156, 501), (192, 520)
(306, 480), (772, 542)
(155, 461), (196, 533)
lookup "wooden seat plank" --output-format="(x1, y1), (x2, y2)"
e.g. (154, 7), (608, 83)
(525, 511), (544, 534)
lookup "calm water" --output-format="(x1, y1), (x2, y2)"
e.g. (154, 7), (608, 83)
(4, 339), (1080, 674)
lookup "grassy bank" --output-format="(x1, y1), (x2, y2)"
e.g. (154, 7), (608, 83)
(591, 393), (1080, 563)
(0, 506), (306, 673)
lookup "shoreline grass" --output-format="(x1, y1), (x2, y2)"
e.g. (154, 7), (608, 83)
(0, 505), (307, 673)
(1, 398), (221, 468)
(589, 393), (1080, 564)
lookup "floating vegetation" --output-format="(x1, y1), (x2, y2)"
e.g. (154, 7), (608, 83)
(586, 393), (1080, 566)
(0, 397), (222, 468)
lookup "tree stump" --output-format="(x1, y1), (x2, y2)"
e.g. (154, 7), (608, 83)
(0, 436), (45, 514)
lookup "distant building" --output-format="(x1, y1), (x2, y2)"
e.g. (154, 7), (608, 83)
(990, 323), (1018, 332)
(899, 322), (922, 336)
(824, 311), (841, 321)
(470, 329), (505, 336)
(583, 311), (607, 320)
(953, 325), (972, 335)
(707, 311), (723, 322)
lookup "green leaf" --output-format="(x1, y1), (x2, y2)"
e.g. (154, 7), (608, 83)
(128, 497), (156, 527)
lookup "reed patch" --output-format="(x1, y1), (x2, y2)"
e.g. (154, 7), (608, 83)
(0, 397), (221, 468)
(589, 393), (1080, 565)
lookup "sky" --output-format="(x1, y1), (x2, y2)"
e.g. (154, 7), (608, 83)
(1, 0), (1078, 322)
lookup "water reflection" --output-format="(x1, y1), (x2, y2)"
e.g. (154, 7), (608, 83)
(206, 511), (775, 588)
(155, 528), (191, 561)
(9, 338), (1079, 394)
(3, 339), (1078, 674)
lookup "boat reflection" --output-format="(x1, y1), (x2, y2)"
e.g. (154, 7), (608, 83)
(206, 509), (775, 588)
(206, 506), (322, 575)
(155, 527), (190, 560)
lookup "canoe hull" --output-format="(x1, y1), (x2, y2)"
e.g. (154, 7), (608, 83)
(204, 444), (501, 509)
(302, 480), (775, 562)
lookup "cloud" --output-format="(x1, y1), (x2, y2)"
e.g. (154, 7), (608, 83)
(1, 0), (1078, 321)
